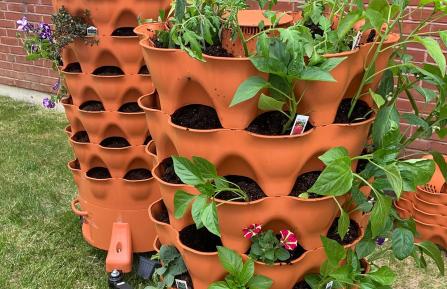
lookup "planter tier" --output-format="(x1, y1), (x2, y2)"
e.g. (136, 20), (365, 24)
(149, 199), (368, 289)
(62, 98), (150, 146)
(63, 71), (153, 111)
(139, 93), (373, 196)
(135, 23), (399, 128)
(62, 36), (146, 75)
(52, 0), (171, 36)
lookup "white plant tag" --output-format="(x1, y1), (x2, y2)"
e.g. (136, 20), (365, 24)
(290, 114), (310, 135)
(86, 26), (98, 36)
(352, 31), (362, 50)
(326, 281), (334, 289)
(175, 279), (189, 289)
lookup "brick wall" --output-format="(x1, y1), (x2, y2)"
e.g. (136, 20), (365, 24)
(0, 0), (446, 154)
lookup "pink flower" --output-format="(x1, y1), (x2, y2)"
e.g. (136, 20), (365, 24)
(280, 230), (298, 251)
(243, 224), (262, 239)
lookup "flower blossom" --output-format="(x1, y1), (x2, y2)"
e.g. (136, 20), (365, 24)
(279, 229), (298, 251)
(17, 17), (33, 32)
(42, 97), (56, 109)
(39, 22), (52, 40)
(243, 224), (262, 239)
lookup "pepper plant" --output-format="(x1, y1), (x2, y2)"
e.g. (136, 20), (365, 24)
(208, 246), (273, 289)
(173, 156), (248, 237)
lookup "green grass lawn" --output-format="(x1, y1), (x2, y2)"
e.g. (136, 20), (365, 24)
(0, 96), (445, 289)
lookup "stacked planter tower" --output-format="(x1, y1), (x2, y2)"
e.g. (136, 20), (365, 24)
(52, 0), (169, 273)
(135, 10), (399, 289)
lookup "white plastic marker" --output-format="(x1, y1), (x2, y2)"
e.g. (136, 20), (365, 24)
(290, 114), (310, 135)
(87, 26), (98, 37)
(326, 280), (334, 289)
(352, 31), (362, 50)
(175, 279), (189, 289)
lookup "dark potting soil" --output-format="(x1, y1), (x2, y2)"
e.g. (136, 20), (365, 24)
(73, 159), (81, 170)
(93, 66), (124, 76)
(179, 224), (222, 252)
(293, 281), (311, 289)
(73, 131), (90, 143)
(112, 27), (137, 37)
(171, 105), (223, 130)
(305, 22), (324, 38)
(366, 29), (377, 43)
(334, 99), (372, 124)
(289, 171), (324, 198)
(87, 167), (112, 179)
(124, 168), (152, 180)
(175, 272), (194, 289)
(152, 37), (165, 48)
(327, 218), (361, 245)
(79, 101), (105, 111)
(356, 149), (370, 173)
(203, 45), (233, 57)
(143, 134), (153, 145)
(118, 102), (143, 113)
(64, 62), (82, 73)
(160, 157), (183, 184)
(154, 201), (170, 224)
(138, 65), (150, 75)
(216, 175), (266, 202)
(100, 137), (130, 148)
(246, 111), (313, 136)
(283, 242), (306, 263)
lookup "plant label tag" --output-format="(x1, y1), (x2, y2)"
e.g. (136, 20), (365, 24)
(325, 281), (334, 289)
(137, 256), (160, 280)
(290, 114), (309, 135)
(175, 279), (189, 289)
(352, 31), (362, 50)
(86, 26), (98, 36)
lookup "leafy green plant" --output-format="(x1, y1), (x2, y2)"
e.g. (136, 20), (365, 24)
(145, 245), (188, 289)
(173, 156), (248, 237)
(208, 246), (273, 289)
(248, 230), (291, 265)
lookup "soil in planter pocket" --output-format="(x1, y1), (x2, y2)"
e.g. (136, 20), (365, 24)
(175, 272), (194, 289)
(100, 137), (130, 148)
(87, 167), (112, 179)
(293, 280), (311, 289)
(93, 66), (124, 76)
(118, 102), (143, 113)
(171, 105), (222, 130)
(112, 27), (137, 37)
(247, 111), (313, 136)
(334, 99), (372, 124)
(216, 175), (266, 202)
(143, 134), (153, 145)
(289, 171), (324, 198)
(305, 22), (324, 38)
(124, 168), (152, 180)
(80, 101), (105, 111)
(153, 201), (170, 224)
(64, 62), (82, 73)
(203, 45), (233, 57)
(327, 218), (361, 245)
(366, 29), (377, 43)
(160, 157), (183, 184)
(73, 159), (81, 170)
(179, 224), (222, 252)
(138, 65), (150, 75)
(73, 131), (90, 143)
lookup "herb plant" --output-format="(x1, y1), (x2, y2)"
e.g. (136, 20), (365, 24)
(173, 156), (248, 237)
(145, 245), (188, 289)
(208, 246), (273, 289)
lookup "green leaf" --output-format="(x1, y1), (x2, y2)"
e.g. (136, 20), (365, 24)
(172, 156), (204, 185)
(431, 151), (447, 183)
(398, 159), (435, 192)
(201, 202), (220, 236)
(320, 57), (348, 71)
(370, 195), (392, 237)
(370, 89), (385, 108)
(217, 246), (243, 276)
(356, 239), (376, 259)
(440, 31), (447, 48)
(191, 194), (208, 229)
(300, 67), (336, 82)
(247, 274), (273, 289)
(209, 281), (231, 289)
(258, 93), (285, 112)
(384, 163), (403, 198)
(192, 156), (217, 179)
(309, 157), (353, 196)
(238, 258), (255, 285)
(231, 76), (269, 107)
(319, 147), (349, 165)
(416, 241), (445, 275)
(415, 86), (437, 102)
(338, 209), (350, 240)
(367, 266), (396, 285)
(365, 9), (386, 30)
(337, 11), (362, 39)
(173, 190), (195, 219)
(415, 36), (446, 77)
(368, 0), (389, 11)
(174, 0), (186, 21)
(372, 105), (400, 148)
(321, 236), (346, 266)
(304, 274), (322, 289)
(392, 228), (415, 260)
(330, 265), (353, 284)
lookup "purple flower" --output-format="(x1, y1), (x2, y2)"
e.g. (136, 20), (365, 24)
(39, 22), (52, 40)
(17, 17), (33, 32)
(52, 79), (61, 92)
(376, 237), (386, 246)
(42, 97), (56, 109)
